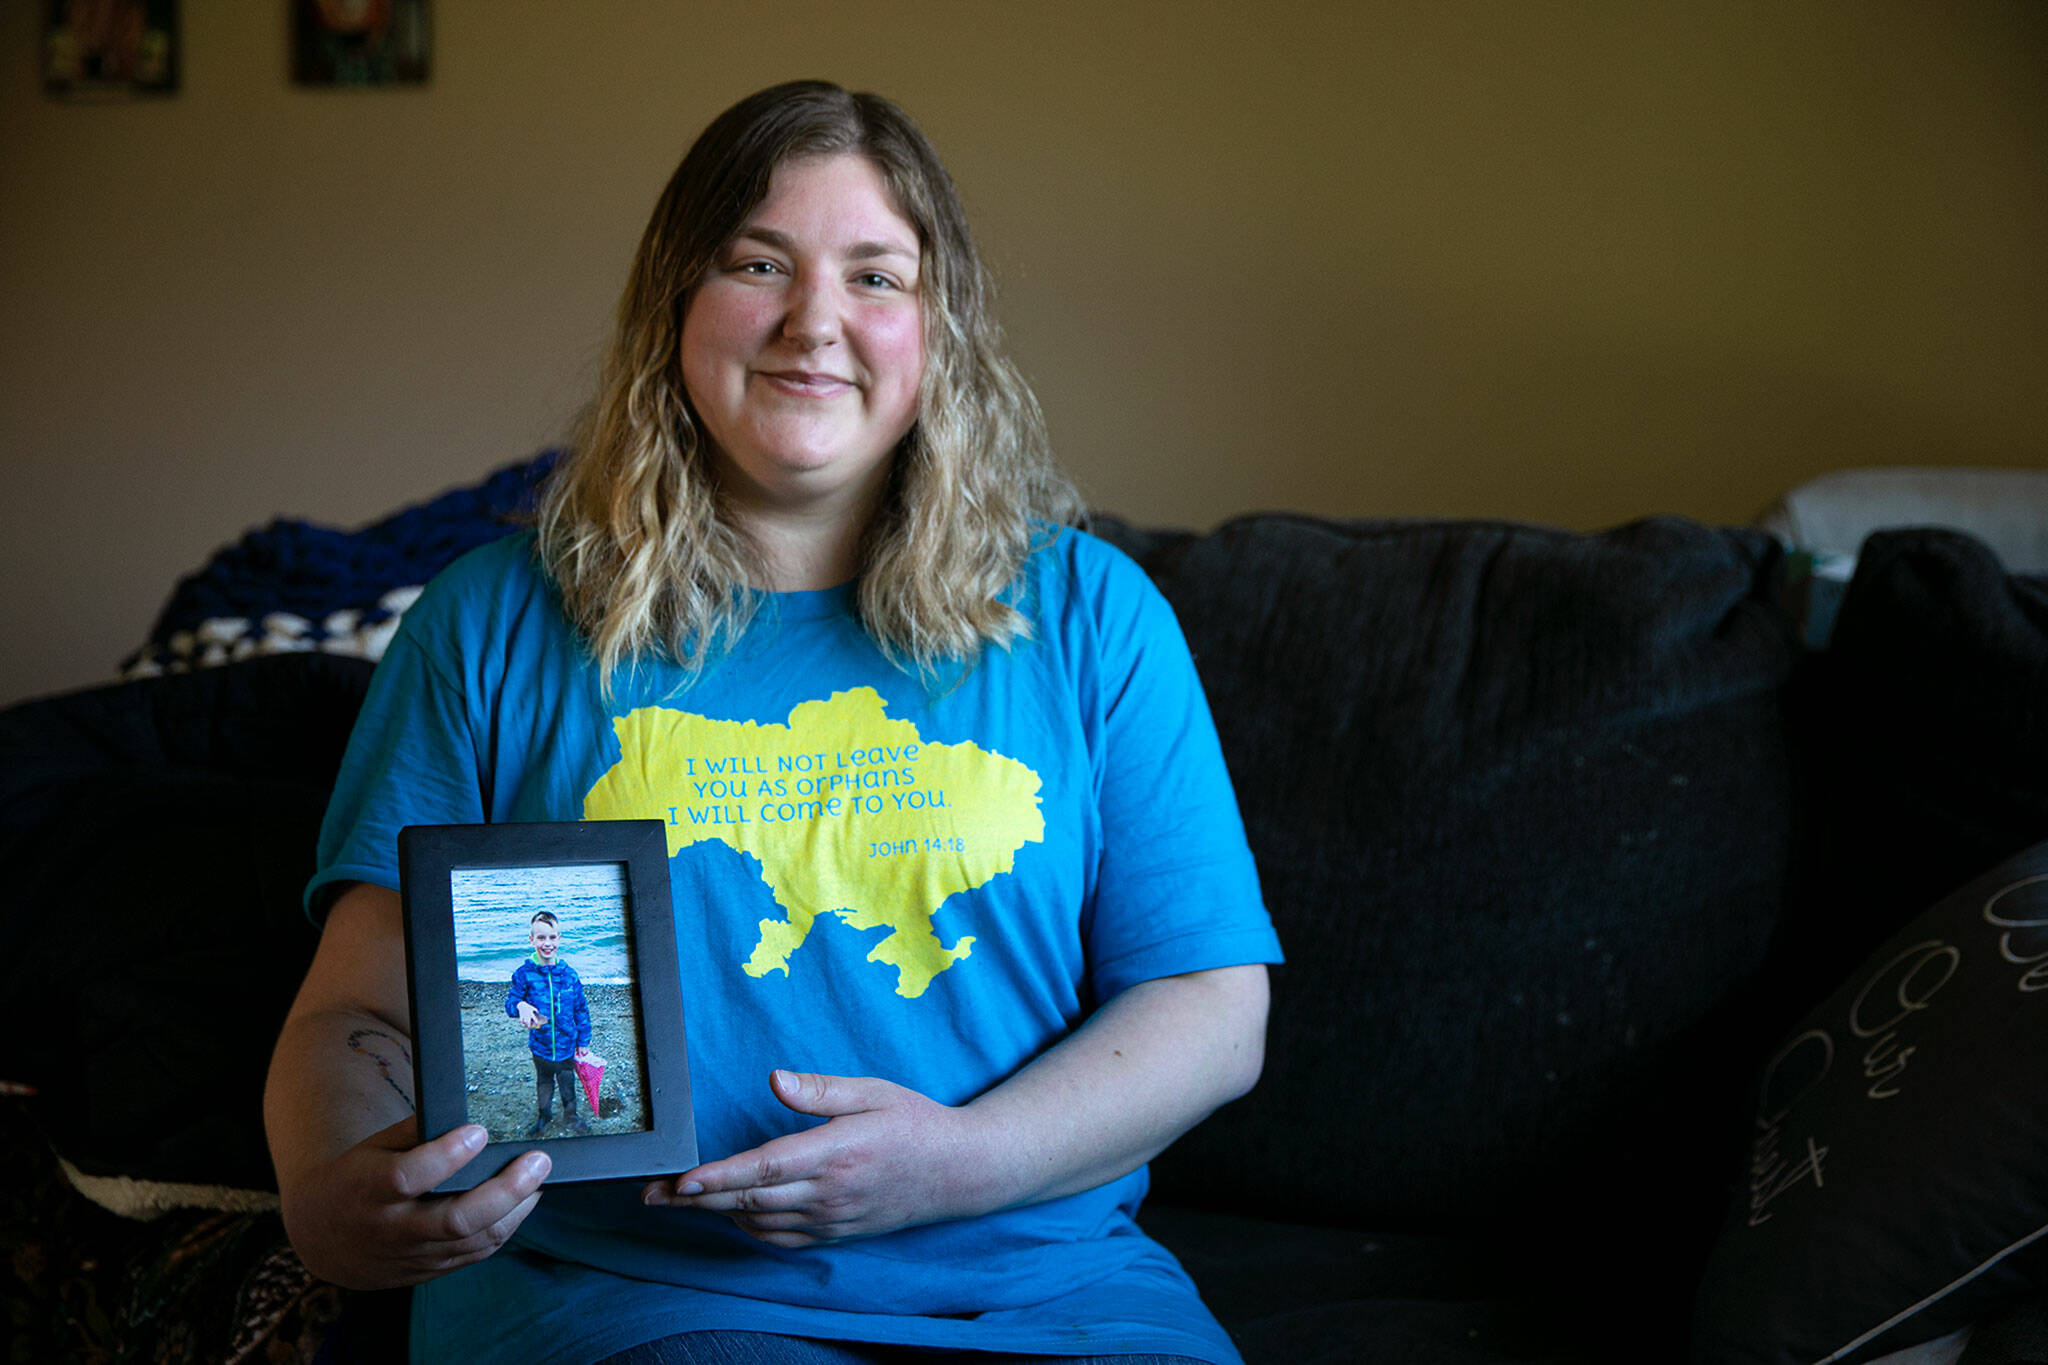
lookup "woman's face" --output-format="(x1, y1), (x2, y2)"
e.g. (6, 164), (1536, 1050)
(680, 153), (926, 522)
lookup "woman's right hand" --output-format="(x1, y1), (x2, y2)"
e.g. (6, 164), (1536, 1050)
(267, 883), (549, 1289)
(281, 1116), (550, 1289)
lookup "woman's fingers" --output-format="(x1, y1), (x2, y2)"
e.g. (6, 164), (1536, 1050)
(424, 1187), (545, 1265)
(677, 1179), (817, 1215)
(423, 1152), (549, 1241)
(662, 1126), (824, 1200)
(383, 1123), (487, 1200)
(769, 1068), (898, 1118)
(643, 1169), (818, 1211)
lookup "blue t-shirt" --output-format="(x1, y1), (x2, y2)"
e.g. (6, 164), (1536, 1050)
(311, 528), (1281, 1365)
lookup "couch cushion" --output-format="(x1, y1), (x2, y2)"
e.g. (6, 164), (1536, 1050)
(0, 653), (376, 1193)
(1139, 1201), (1591, 1364)
(1096, 514), (1801, 1260)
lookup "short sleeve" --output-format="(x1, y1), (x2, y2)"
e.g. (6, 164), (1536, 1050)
(305, 591), (487, 921)
(1077, 547), (1282, 1000)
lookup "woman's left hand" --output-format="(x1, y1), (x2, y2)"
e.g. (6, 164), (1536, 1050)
(642, 968), (1269, 1250)
(641, 1069), (984, 1246)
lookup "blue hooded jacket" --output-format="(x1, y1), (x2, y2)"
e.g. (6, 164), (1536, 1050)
(505, 956), (591, 1063)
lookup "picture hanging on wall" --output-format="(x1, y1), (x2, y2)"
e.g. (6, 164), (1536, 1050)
(291, 0), (430, 88)
(43, 0), (179, 100)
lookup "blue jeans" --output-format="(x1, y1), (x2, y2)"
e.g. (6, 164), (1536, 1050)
(595, 1333), (1206, 1365)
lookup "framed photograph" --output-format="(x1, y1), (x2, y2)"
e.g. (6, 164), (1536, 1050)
(291, 0), (430, 88)
(399, 819), (696, 1192)
(43, 0), (179, 100)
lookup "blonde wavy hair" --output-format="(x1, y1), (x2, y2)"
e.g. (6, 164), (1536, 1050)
(537, 80), (1083, 691)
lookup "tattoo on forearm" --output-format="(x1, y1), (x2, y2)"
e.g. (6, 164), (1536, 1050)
(346, 1028), (415, 1109)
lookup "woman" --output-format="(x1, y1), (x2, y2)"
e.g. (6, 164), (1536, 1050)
(264, 81), (1281, 1365)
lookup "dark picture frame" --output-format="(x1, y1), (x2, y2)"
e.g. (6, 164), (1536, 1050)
(290, 0), (430, 88)
(43, 0), (179, 100)
(399, 820), (696, 1192)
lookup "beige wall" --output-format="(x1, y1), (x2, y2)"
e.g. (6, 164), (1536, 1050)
(4, 1), (2044, 707)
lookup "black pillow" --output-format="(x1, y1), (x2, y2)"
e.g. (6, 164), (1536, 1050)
(1692, 839), (2048, 1364)
(0, 654), (375, 1192)
(1798, 528), (2048, 971)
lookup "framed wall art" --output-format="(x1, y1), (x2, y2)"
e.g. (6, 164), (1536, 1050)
(44, 0), (179, 100)
(291, 0), (430, 88)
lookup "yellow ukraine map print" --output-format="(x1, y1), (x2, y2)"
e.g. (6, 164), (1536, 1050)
(583, 687), (1044, 998)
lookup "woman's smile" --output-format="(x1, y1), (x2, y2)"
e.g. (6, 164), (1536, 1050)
(757, 368), (858, 397)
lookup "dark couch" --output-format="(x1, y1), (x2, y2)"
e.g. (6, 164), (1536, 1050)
(4, 508), (2046, 1365)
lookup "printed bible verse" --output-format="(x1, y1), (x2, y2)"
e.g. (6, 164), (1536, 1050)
(585, 687), (1044, 997)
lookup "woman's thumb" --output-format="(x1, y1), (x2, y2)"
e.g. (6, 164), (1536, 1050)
(770, 1068), (881, 1116)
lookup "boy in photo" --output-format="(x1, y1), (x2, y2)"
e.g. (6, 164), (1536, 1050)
(505, 911), (592, 1137)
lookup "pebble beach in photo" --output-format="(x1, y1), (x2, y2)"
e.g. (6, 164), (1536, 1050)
(456, 978), (650, 1143)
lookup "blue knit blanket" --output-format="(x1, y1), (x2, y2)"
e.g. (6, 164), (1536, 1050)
(122, 452), (557, 677)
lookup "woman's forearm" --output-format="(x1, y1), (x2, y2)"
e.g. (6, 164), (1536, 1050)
(959, 963), (1269, 1210)
(264, 1003), (417, 1192)
(263, 883), (417, 1194)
